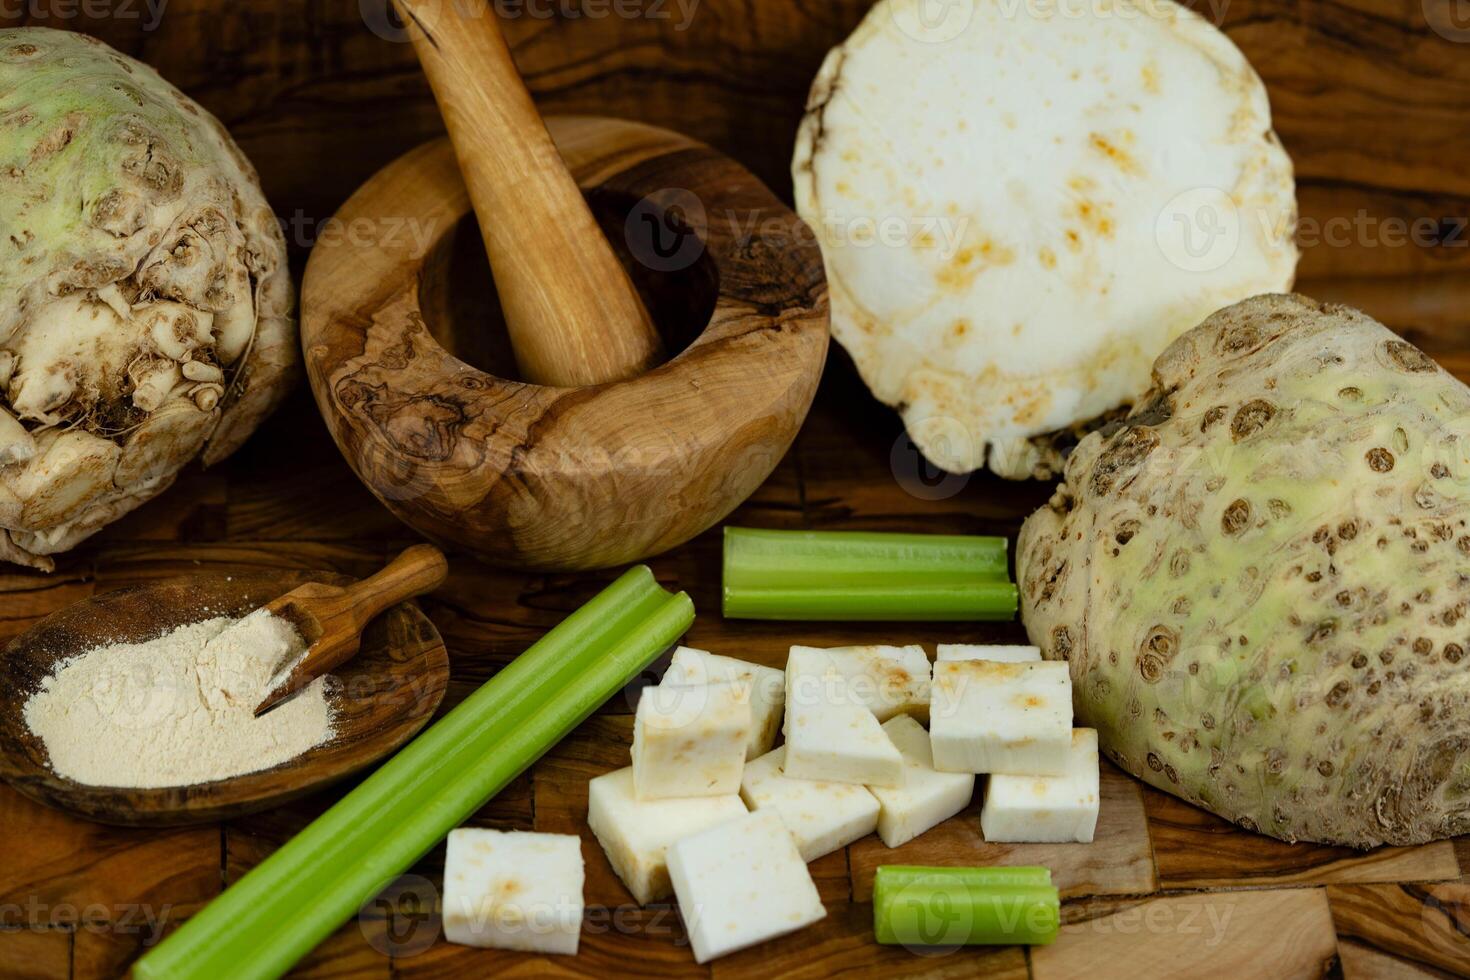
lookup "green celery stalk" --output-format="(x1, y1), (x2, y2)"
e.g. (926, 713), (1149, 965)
(873, 865), (1060, 947)
(135, 566), (693, 980)
(722, 527), (1015, 621)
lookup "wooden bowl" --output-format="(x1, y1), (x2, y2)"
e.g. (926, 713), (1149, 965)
(300, 116), (829, 571)
(0, 572), (448, 826)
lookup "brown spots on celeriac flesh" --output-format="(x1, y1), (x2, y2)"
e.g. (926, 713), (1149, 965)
(1018, 294), (1470, 848)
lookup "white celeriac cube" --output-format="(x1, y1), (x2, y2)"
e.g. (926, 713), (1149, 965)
(867, 715), (975, 847)
(929, 660), (1072, 775)
(586, 766), (746, 905)
(632, 681), (750, 800)
(442, 829), (584, 955)
(785, 645), (930, 721)
(666, 809), (827, 963)
(739, 745), (879, 861)
(981, 728), (1101, 843)
(663, 646), (784, 759)
(783, 696), (903, 787)
(936, 644), (1041, 664)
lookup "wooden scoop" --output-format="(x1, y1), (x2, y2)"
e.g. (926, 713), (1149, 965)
(254, 544), (449, 716)
(0, 571), (448, 826)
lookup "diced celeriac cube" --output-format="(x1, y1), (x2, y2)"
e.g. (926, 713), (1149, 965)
(442, 829), (584, 954)
(783, 696), (903, 787)
(586, 766), (747, 905)
(935, 644), (1041, 664)
(981, 728), (1101, 843)
(785, 645), (930, 721)
(867, 715), (975, 847)
(663, 646), (784, 759)
(666, 809), (826, 963)
(929, 660), (1072, 775)
(739, 745), (879, 861)
(632, 681), (750, 800)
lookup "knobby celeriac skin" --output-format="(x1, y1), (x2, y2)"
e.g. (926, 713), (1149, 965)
(0, 29), (295, 568)
(1019, 294), (1470, 847)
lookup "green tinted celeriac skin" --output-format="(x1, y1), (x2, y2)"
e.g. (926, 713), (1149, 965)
(1019, 294), (1470, 847)
(0, 29), (294, 568)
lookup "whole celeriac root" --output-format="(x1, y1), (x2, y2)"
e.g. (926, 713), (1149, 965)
(0, 29), (296, 569)
(1019, 294), (1470, 847)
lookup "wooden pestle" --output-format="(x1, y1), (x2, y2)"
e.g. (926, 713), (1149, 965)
(392, 0), (665, 387)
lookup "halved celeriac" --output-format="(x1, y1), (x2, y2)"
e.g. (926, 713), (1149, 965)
(792, 0), (1298, 478)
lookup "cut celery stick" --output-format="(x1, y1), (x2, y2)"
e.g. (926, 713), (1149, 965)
(134, 566), (693, 980)
(723, 527), (1015, 621)
(873, 865), (1059, 947)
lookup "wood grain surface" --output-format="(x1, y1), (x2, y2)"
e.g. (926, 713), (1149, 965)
(0, 1), (1467, 977)
(0, 370), (1466, 977)
(301, 119), (828, 571)
(7, 0), (1468, 346)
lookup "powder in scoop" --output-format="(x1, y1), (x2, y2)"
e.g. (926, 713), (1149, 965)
(23, 609), (335, 788)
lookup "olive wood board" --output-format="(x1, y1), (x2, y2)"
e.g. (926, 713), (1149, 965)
(0, 571), (448, 827)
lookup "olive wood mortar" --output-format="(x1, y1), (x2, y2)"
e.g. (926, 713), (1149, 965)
(0, 572), (448, 826)
(301, 116), (829, 570)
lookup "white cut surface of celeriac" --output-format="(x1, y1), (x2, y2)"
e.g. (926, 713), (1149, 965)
(936, 644), (1041, 664)
(442, 829), (584, 955)
(785, 644), (930, 721)
(666, 809), (827, 964)
(792, 0), (1298, 477)
(739, 745), (880, 862)
(982, 729), (1102, 843)
(662, 646), (784, 759)
(585, 767), (747, 906)
(632, 681), (751, 800)
(868, 715), (975, 847)
(783, 695), (904, 788)
(930, 660), (1072, 775)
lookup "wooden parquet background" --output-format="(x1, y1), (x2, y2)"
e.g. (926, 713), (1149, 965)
(1, 0), (1468, 974)
(0, 363), (1468, 978)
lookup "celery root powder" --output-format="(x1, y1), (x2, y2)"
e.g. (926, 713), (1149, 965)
(23, 609), (334, 788)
